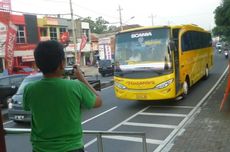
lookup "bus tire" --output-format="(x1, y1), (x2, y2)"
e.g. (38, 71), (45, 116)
(203, 66), (209, 80)
(182, 78), (190, 98)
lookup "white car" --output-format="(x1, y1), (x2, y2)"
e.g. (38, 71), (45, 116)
(216, 42), (222, 48)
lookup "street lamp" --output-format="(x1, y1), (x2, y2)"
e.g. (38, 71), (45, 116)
(123, 16), (135, 25)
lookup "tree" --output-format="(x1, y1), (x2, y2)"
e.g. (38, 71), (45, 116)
(94, 16), (109, 33)
(81, 16), (119, 34)
(214, 0), (230, 41)
(107, 25), (119, 33)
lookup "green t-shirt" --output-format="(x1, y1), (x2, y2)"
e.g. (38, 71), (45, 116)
(23, 78), (96, 152)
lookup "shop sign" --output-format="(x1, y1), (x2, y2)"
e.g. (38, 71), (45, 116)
(22, 55), (34, 62)
(15, 44), (36, 50)
(0, 0), (11, 10)
(44, 17), (58, 25)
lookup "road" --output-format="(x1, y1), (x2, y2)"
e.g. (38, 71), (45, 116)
(2, 51), (229, 152)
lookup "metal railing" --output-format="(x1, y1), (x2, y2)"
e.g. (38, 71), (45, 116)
(3, 128), (148, 152)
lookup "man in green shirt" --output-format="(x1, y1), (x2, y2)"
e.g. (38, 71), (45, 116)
(23, 40), (102, 152)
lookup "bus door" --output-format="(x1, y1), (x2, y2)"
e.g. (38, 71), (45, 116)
(172, 28), (181, 94)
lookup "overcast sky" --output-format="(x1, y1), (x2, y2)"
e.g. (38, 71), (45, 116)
(11, 0), (221, 30)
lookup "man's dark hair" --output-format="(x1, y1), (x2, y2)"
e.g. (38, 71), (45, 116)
(34, 40), (65, 74)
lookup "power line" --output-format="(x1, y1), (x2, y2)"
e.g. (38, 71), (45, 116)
(0, 7), (84, 18)
(71, 2), (119, 20)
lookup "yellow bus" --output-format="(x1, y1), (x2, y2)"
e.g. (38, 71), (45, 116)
(114, 24), (213, 100)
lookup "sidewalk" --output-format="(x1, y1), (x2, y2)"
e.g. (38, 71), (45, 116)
(80, 65), (99, 76)
(169, 75), (230, 152)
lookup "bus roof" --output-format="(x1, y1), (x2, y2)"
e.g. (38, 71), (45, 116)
(118, 24), (208, 34)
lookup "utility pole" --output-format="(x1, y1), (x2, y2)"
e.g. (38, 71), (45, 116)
(69, 0), (78, 64)
(149, 14), (156, 26)
(118, 5), (123, 31)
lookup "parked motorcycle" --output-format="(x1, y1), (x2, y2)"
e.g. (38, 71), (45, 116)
(218, 48), (222, 54)
(224, 49), (229, 59)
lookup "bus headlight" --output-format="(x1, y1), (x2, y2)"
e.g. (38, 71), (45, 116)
(115, 82), (127, 89)
(155, 79), (173, 89)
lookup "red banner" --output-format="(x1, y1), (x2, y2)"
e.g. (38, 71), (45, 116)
(77, 34), (88, 64)
(5, 22), (17, 74)
(80, 34), (87, 51)
(0, 11), (10, 50)
(0, 0), (11, 10)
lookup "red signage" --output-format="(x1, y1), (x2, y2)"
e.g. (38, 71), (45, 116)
(15, 44), (36, 50)
(60, 32), (69, 44)
(0, 0), (11, 10)
(5, 22), (17, 74)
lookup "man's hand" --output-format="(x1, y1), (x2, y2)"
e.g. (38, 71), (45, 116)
(73, 65), (102, 108)
(73, 65), (85, 81)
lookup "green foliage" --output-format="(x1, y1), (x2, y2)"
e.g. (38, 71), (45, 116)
(82, 16), (118, 34)
(214, 0), (230, 40)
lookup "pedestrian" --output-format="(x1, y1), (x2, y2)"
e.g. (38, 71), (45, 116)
(23, 40), (102, 152)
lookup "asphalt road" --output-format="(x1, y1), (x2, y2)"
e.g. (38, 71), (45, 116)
(2, 50), (229, 152)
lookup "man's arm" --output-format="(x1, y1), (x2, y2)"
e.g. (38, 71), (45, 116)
(73, 65), (102, 108)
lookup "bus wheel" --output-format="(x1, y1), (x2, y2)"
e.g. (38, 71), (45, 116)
(182, 79), (189, 97)
(204, 66), (209, 80)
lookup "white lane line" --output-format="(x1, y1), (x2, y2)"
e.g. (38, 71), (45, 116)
(84, 106), (151, 148)
(103, 135), (163, 145)
(150, 106), (194, 109)
(82, 106), (117, 125)
(140, 112), (187, 117)
(3, 120), (13, 125)
(154, 66), (229, 152)
(123, 122), (177, 129)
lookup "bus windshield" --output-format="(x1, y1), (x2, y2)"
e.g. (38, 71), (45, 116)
(115, 28), (173, 78)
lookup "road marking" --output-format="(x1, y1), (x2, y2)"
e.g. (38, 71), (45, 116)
(84, 106), (151, 148)
(82, 106), (117, 125)
(154, 66), (229, 152)
(3, 120), (13, 125)
(150, 106), (194, 109)
(140, 112), (187, 117)
(3, 107), (117, 126)
(123, 122), (177, 129)
(103, 135), (163, 145)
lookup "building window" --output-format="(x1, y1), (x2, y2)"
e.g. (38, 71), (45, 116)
(50, 27), (57, 40)
(40, 28), (48, 36)
(59, 27), (67, 34)
(16, 25), (26, 43)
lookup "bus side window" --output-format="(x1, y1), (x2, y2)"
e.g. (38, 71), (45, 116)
(182, 32), (193, 51)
